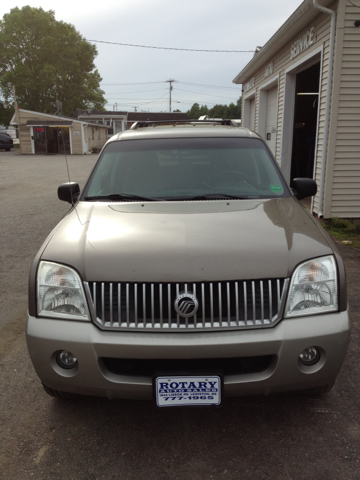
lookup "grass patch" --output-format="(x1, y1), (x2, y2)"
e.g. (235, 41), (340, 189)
(323, 217), (360, 249)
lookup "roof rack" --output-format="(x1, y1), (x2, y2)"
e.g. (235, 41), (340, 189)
(130, 119), (239, 130)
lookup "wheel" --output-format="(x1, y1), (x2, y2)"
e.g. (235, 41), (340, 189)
(42, 382), (77, 399)
(5, 148), (11, 152)
(210, 170), (250, 185)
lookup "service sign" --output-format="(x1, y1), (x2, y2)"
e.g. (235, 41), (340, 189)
(155, 376), (221, 407)
(290, 27), (315, 60)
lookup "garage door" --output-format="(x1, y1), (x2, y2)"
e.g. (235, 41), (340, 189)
(265, 86), (277, 155)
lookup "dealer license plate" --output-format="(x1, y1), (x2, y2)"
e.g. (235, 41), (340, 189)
(155, 375), (221, 407)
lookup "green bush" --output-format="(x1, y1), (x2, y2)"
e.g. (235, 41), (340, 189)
(324, 217), (360, 234)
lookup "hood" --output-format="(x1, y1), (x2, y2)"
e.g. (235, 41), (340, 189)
(41, 198), (332, 282)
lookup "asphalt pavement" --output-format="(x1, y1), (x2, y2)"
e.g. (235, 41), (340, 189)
(0, 150), (359, 480)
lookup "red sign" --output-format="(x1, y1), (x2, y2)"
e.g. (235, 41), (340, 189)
(34, 127), (44, 133)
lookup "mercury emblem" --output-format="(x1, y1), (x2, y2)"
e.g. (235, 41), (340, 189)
(174, 292), (199, 318)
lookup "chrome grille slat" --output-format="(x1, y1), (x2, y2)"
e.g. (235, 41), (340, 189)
(210, 283), (214, 327)
(93, 282), (97, 317)
(260, 280), (264, 324)
(126, 283), (129, 327)
(193, 283), (197, 327)
(185, 283), (188, 329)
(159, 284), (163, 328)
(167, 284), (171, 325)
(252, 281), (256, 324)
(151, 283), (155, 328)
(118, 283), (121, 324)
(86, 278), (288, 331)
(218, 282), (222, 327)
(235, 282), (239, 326)
(277, 279), (281, 310)
(226, 282), (230, 326)
(176, 284), (180, 328)
(201, 283), (205, 327)
(101, 283), (105, 324)
(243, 282), (247, 323)
(268, 280), (272, 324)
(134, 284), (138, 327)
(143, 284), (146, 327)
(110, 283), (113, 326)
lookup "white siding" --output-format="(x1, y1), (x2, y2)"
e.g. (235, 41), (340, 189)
(249, 98), (256, 130)
(323, 1), (360, 218)
(265, 86), (278, 155)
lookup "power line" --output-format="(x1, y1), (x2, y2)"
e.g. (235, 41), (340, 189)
(105, 92), (169, 107)
(175, 87), (240, 100)
(178, 81), (240, 90)
(101, 80), (240, 90)
(105, 96), (168, 100)
(101, 81), (166, 86)
(138, 92), (169, 106)
(105, 88), (168, 95)
(88, 39), (255, 53)
(173, 99), (229, 107)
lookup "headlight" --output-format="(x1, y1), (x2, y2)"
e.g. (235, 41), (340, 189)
(285, 255), (338, 318)
(37, 261), (90, 321)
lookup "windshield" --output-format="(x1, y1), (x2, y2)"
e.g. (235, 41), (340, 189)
(82, 137), (289, 201)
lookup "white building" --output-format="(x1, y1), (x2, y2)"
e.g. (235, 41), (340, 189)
(233, 0), (360, 218)
(11, 109), (109, 155)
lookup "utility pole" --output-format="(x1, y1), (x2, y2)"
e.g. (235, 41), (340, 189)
(133, 106), (138, 112)
(166, 79), (175, 113)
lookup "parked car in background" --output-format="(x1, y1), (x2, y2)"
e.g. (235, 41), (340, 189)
(0, 131), (13, 151)
(26, 119), (350, 406)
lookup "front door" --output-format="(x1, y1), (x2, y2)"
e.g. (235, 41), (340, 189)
(34, 127), (46, 154)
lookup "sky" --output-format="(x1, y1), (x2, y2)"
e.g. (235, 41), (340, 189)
(7, 0), (306, 113)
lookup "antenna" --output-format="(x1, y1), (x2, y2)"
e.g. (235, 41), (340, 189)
(132, 106), (138, 112)
(55, 100), (84, 226)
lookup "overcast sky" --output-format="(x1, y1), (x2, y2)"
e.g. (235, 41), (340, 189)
(8, 0), (305, 113)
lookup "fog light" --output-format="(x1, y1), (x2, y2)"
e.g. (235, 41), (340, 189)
(299, 346), (320, 366)
(56, 350), (78, 369)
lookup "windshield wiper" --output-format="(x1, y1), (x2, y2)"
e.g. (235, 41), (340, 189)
(84, 193), (162, 202)
(173, 193), (250, 201)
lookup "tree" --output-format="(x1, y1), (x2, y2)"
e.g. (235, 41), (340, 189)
(0, 6), (106, 117)
(187, 103), (210, 119)
(187, 97), (241, 119)
(0, 100), (13, 127)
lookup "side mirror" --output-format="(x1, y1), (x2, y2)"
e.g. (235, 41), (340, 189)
(291, 178), (317, 200)
(58, 182), (80, 204)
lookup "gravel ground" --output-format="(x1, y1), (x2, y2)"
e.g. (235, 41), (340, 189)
(0, 150), (359, 480)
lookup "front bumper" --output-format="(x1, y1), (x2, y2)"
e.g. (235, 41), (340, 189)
(26, 310), (351, 400)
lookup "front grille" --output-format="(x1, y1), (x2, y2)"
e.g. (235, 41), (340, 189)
(101, 356), (275, 377)
(85, 279), (289, 331)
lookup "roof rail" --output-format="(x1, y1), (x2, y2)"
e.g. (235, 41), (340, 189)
(130, 119), (239, 130)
